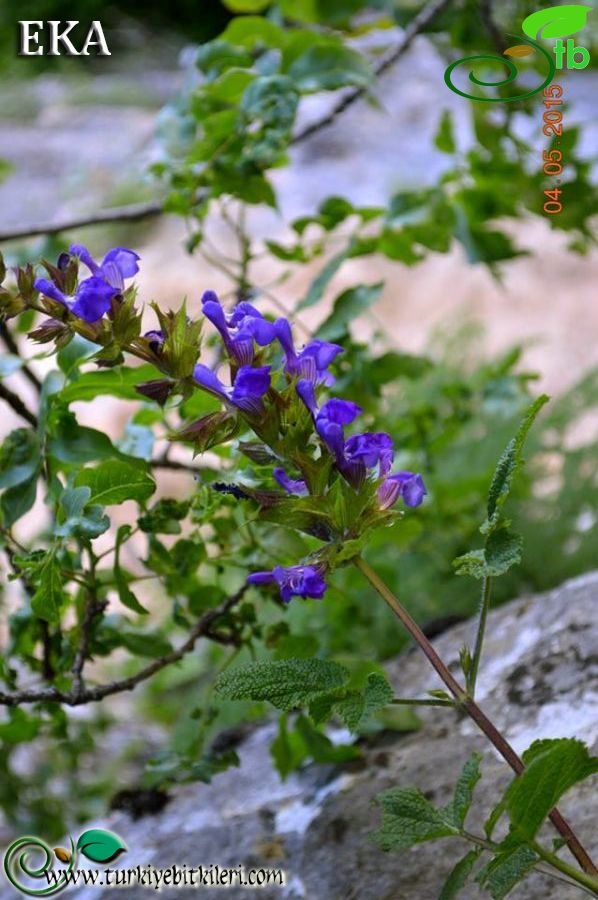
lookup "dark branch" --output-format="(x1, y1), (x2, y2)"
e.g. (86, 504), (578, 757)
(0, 381), (38, 427)
(0, 321), (42, 393)
(292, 0), (455, 145)
(0, 586), (247, 707)
(0, 0), (453, 245)
(0, 201), (163, 244)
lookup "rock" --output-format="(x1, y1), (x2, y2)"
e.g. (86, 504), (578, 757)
(2, 573), (596, 899)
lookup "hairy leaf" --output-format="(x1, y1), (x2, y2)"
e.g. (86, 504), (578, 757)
(476, 846), (538, 899)
(215, 658), (350, 711)
(439, 848), (482, 900)
(452, 752), (483, 828)
(373, 787), (458, 852)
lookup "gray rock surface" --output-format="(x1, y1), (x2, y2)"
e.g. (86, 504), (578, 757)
(4, 572), (595, 900)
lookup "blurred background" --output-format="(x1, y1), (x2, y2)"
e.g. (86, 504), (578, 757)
(0, 0), (597, 844)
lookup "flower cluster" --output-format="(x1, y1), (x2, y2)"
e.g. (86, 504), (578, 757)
(32, 249), (425, 605)
(189, 291), (426, 604)
(35, 244), (140, 323)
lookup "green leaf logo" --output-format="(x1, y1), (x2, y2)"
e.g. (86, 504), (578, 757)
(76, 829), (127, 864)
(522, 5), (591, 39)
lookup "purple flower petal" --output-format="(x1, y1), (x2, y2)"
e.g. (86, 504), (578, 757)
(231, 365), (271, 413)
(296, 379), (318, 417)
(102, 247), (140, 279)
(378, 471), (427, 509)
(247, 564), (327, 603)
(70, 277), (118, 322)
(345, 432), (394, 476)
(273, 468), (308, 495)
(193, 363), (227, 401)
(34, 278), (69, 307)
(318, 398), (362, 426)
(69, 243), (99, 275)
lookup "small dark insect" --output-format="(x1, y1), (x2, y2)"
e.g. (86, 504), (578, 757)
(212, 482), (251, 500)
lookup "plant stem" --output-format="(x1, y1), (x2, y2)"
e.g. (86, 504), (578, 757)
(467, 575), (492, 695)
(534, 843), (598, 896)
(354, 556), (598, 877)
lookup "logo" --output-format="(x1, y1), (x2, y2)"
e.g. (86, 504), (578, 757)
(18, 21), (111, 57)
(444, 4), (591, 101)
(3, 829), (126, 896)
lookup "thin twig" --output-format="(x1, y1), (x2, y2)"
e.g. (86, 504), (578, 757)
(0, 201), (163, 244)
(0, 322), (42, 392)
(292, 0), (455, 145)
(0, 382), (38, 427)
(0, 586), (247, 707)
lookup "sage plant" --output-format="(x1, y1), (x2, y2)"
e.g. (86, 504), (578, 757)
(0, 245), (596, 898)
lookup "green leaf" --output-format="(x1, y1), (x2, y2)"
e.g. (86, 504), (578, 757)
(31, 551), (64, 624)
(119, 631), (172, 657)
(522, 5), (591, 39)
(0, 428), (40, 489)
(452, 752), (482, 828)
(435, 110), (456, 154)
(334, 673), (394, 732)
(56, 335), (97, 376)
(75, 459), (155, 507)
(59, 365), (161, 403)
(114, 524), (149, 615)
(76, 829), (127, 864)
(502, 738), (598, 845)
(453, 529), (522, 579)
(288, 44), (372, 92)
(373, 786), (458, 851)
(439, 848), (482, 900)
(0, 474), (37, 527)
(48, 410), (116, 463)
(486, 396), (549, 526)
(55, 486), (110, 540)
(318, 282), (384, 341)
(476, 846), (538, 899)
(296, 250), (348, 311)
(215, 658), (350, 711)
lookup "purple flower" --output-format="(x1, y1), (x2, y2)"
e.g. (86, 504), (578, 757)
(144, 329), (165, 353)
(344, 432), (394, 477)
(247, 564), (327, 603)
(273, 467), (308, 495)
(69, 244), (140, 291)
(193, 363), (271, 415)
(378, 471), (427, 509)
(34, 275), (118, 323)
(201, 291), (276, 365)
(275, 319), (343, 385)
(34, 244), (140, 324)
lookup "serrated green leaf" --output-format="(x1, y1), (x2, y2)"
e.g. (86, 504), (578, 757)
(335, 672), (394, 732)
(215, 658), (350, 711)
(453, 530), (522, 579)
(476, 845), (538, 899)
(486, 396), (549, 526)
(439, 848), (482, 900)
(74, 459), (155, 507)
(502, 738), (598, 845)
(373, 787), (459, 851)
(31, 551), (64, 624)
(452, 752), (482, 828)
(76, 829), (127, 864)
